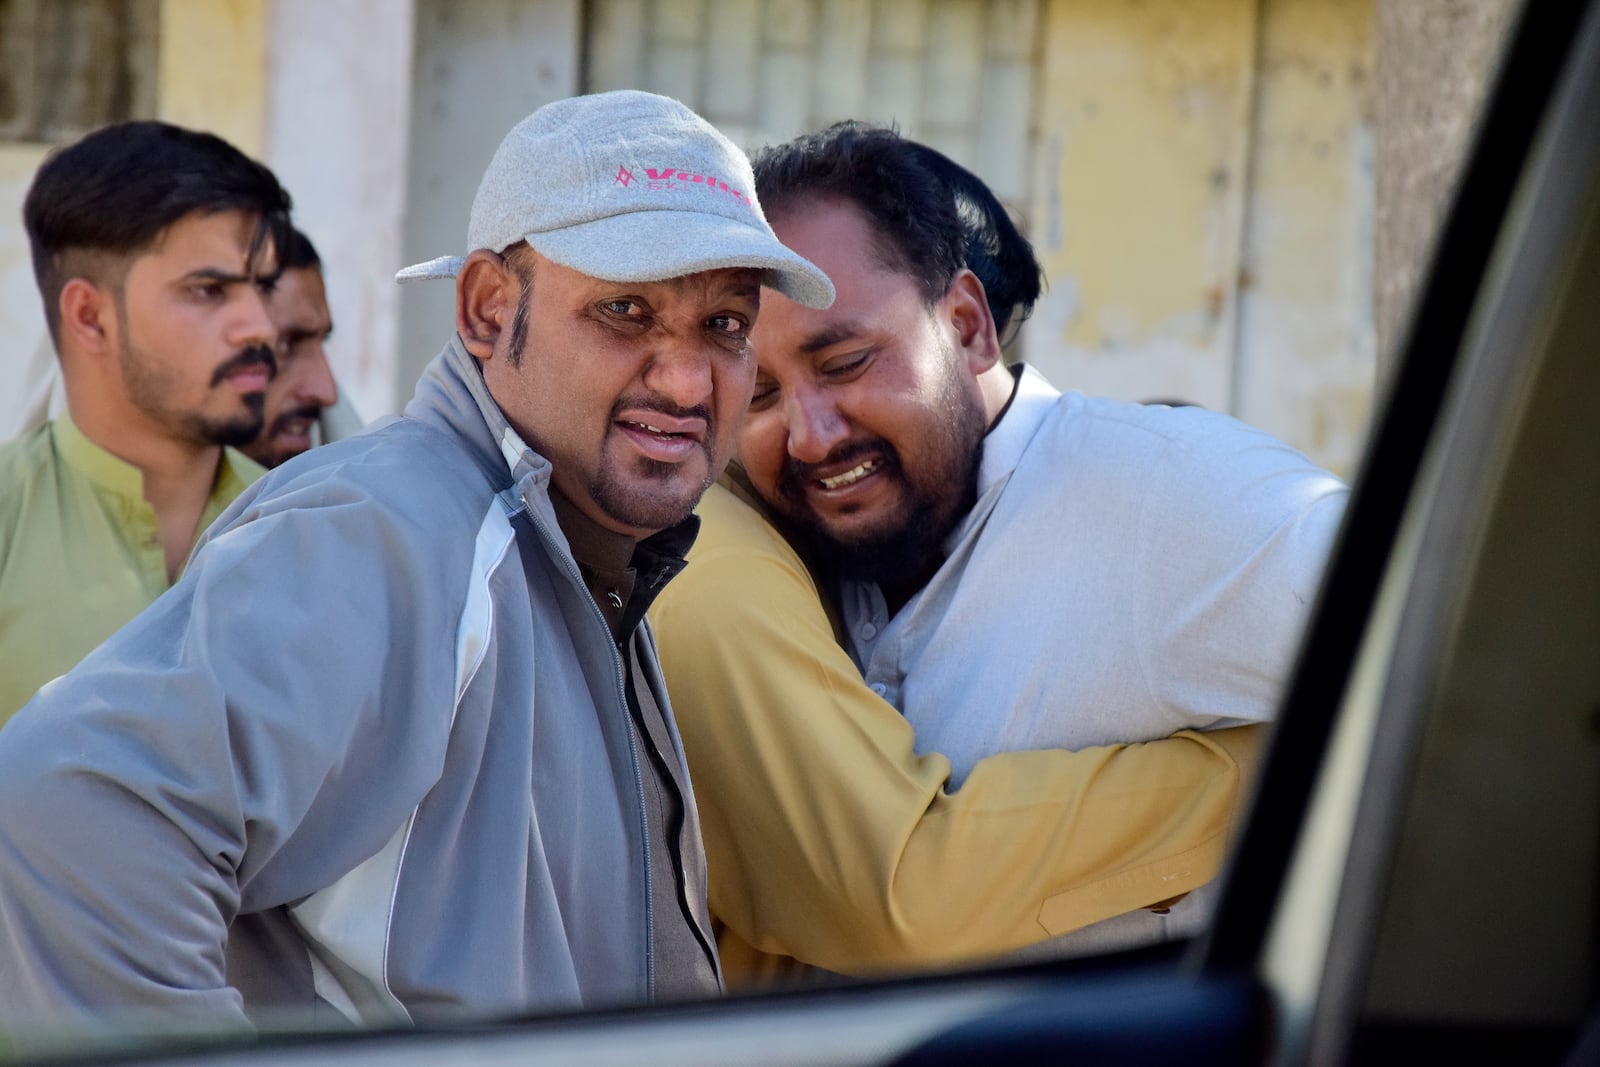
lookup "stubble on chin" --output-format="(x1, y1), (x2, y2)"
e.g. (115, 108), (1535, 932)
(192, 393), (266, 449)
(587, 436), (719, 534)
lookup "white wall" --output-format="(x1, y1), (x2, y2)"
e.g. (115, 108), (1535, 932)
(0, 144), (57, 442)
(264, 0), (418, 421)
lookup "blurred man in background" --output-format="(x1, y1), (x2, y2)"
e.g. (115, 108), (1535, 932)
(0, 121), (285, 723)
(241, 226), (337, 469)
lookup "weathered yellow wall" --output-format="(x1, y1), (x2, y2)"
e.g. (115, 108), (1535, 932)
(156, 0), (269, 154)
(1029, 0), (1375, 476)
(3, 0), (1375, 468)
(1033, 0), (1256, 408)
(1237, 0), (1375, 474)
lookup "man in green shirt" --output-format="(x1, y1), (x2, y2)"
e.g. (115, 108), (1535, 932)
(0, 121), (292, 722)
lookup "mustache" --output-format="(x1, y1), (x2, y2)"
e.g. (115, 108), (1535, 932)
(612, 396), (713, 429)
(210, 345), (277, 388)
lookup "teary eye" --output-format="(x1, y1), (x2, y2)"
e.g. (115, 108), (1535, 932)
(707, 314), (750, 339)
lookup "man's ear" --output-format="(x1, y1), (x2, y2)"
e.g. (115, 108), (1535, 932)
(57, 278), (114, 357)
(456, 249), (517, 361)
(944, 268), (1002, 375)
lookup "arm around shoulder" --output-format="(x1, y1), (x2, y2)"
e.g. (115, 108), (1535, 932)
(652, 487), (1264, 979)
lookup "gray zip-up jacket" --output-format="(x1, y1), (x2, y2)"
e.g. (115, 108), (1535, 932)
(0, 339), (718, 1040)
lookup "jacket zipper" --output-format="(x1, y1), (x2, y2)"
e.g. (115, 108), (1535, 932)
(521, 499), (656, 1000)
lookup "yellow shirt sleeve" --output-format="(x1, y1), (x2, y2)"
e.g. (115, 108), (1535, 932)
(650, 483), (1263, 986)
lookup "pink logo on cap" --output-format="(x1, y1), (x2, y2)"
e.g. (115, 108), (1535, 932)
(620, 166), (755, 213)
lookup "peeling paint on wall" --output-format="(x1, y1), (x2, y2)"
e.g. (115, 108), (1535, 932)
(0, 0), (1377, 474)
(1031, 0), (1257, 414)
(157, 0), (268, 154)
(1030, 0), (1375, 475)
(1235, 0), (1375, 476)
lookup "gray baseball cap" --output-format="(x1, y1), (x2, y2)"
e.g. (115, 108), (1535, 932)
(396, 90), (834, 309)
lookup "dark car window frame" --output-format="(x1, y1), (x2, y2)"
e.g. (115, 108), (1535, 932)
(1202, 0), (1594, 973)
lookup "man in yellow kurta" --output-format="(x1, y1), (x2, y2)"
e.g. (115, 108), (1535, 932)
(649, 127), (1296, 987)
(651, 475), (1262, 986)
(0, 121), (290, 723)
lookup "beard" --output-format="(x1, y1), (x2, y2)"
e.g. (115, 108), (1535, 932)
(119, 339), (274, 449)
(774, 373), (988, 590)
(583, 394), (718, 534)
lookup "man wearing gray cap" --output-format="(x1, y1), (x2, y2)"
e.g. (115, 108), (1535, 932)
(0, 91), (831, 1041)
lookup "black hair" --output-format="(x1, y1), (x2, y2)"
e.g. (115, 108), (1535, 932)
(902, 141), (1044, 342)
(23, 120), (293, 342)
(503, 243), (538, 370)
(280, 226), (322, 272)
(753, 122), (1043, 339)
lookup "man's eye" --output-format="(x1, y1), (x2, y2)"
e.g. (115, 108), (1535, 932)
(822, 352), (870, 377)
(192, 283), (225, 301)
(602, 299), (643, 317)
(707, 314), (750, 338)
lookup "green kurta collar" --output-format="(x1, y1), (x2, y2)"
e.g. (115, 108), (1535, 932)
(52, 414), (263, 517)
(52, 414), (146, 503)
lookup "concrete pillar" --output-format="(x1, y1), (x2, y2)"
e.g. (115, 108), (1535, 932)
(397, 0), (581, 402)
(1373, 0), (1516, 382)
(263, 0), (417, 422)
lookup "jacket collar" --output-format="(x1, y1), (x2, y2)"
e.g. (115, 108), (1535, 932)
(403, 336), (699, 575)
(405, 335), (554, 498)
(53, 413), (261, 508)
